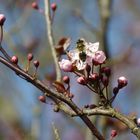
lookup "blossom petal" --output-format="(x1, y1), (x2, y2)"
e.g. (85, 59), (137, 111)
(76, 60), (86, 70)
(86, 42), (99, 53)
(59, 59), (73, 72)
(93, 51), (106, 64)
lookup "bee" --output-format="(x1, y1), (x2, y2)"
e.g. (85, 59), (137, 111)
(76, 39), (87, 62)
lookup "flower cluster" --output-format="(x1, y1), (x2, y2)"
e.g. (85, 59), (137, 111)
(58, 39), (128, 106)
(59, 39), (106, 71)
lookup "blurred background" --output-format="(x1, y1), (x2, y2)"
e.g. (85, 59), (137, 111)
(0, 0), (140, 140)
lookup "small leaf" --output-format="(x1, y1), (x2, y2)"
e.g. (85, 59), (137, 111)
(53, 81), (66, 93)
(55, 37), (71, 55)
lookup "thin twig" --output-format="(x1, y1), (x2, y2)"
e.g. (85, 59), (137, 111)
(0, 26), (3, 44)
(44, 0), (61, 81)
(52, 122), (61, 140)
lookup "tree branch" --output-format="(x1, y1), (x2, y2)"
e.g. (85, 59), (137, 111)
(44, 0), (61, 81)
(73, 106), (140, 139)
(0, 55), (104, 140)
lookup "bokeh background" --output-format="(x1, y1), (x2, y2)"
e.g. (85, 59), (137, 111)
(0, 0), (140, 140)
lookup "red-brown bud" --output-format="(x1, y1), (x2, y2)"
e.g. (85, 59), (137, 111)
(118, 76), (128, 89)
(111, 129), (117, 138)
(101, 67), (111, 77)
(33, 60), (39, 68)
(102, 77), (109, 87)
(38, 95), (46, 103)
(51, 3), (57, 12)
(0, 14), (6, 26)
(92, 59), (100, 66)
(77, 76), (87, 85)
(90, 73), (99, 81)
(27, 53), (34, 61)
(32, 2), (39, 10)
(63, 76), (70, 84)
(11, 56), (18, 64)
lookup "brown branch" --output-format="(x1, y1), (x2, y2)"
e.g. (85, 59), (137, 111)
(72, 106), (140, 139)
(0, 55), (105, 140)
(1, 47), (140, 139)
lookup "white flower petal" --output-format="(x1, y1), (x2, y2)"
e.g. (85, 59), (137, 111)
(76, 60), (86, 70)
(69, 50), (79, 62)
(85, 42), (99, 53)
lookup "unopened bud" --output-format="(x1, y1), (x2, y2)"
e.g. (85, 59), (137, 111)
(111, 129), (117, 138)
(90, 73), (99, 81)
(63, 76), (70, 84)
(27, 53), (34, 61)
(51, 3), (57, 12)
(32, 2), (39, 10)
(38, 95), (46, 103)
(11, 55), (18, 64)
(59, 59), (73, 72)
(118, 76), (128, 89)
(0, 14), (6, 26)
(34, 60), (39, 68)
(101, 67), (111, 77)
(77, 76), (87, 85)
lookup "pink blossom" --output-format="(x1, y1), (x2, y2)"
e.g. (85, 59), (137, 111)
(93, 51), (106, 64)
(59, 59), (73, 72)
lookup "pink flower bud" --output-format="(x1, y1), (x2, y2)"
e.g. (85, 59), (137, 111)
(137, 118), (140, 126)
(63, 76), (70, 84)
(59, 59), (73, 72)
(33, 60), (39, 68)
(51, 3), (57, 11)
(31, 2), (39, 10)
(93, 51), (106, 64)
(11, 55), (18, 64)
(90, 73), (99, 81)
(101, 67), (111, 77)
(118, 76), (128, 89)
(27, 53), (34, 61)
(77, 76), (87, 85)
(38, 95), (46, 103)
(0, 14), (6, 26)
(111, 130), (117, 138)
